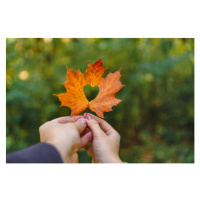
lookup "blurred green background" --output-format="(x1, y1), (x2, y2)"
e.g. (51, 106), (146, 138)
(6, 38), (194, 163)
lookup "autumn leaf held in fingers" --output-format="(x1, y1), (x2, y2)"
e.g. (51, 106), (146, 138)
(54, 58), (125, 118)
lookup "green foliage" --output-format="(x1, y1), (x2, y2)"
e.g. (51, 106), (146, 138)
(6, 38), (194, 163)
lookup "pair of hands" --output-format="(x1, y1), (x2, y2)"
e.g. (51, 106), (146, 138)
(39, 113), (123, 163)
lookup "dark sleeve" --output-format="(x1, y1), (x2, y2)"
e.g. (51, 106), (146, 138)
(6, 143), (63, 163)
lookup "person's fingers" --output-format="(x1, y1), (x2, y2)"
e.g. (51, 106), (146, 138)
(85, 113), (118, 136)
(83, 143), (93, 157)
(80, 127), (90, 137)
(79, 131), (93, 149)
(85, 119), (105, 139)
(73, 118), (87, 133)
(57, 115), (84, 123)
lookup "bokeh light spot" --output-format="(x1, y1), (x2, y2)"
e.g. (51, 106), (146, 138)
(44, 38), (52, 43)
(19, 70), (29, 80)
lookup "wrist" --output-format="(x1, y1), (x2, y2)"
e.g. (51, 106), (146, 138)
(45, 140), (69, 163)
(112, 156), (123, 163)
(106, 154), (123, 163)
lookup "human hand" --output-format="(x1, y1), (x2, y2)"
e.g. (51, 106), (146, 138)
(84, 113), (123, 163)
(39, 116), (92, 163)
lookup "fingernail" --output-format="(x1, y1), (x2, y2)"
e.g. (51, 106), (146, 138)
(86, 113), (93, 120)
(77, 118), (87, 125)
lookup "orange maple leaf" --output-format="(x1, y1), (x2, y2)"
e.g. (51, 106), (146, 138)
(54, 58), (125, 118)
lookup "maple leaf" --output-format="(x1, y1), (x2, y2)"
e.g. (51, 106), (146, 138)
(54, 58), (125, 118)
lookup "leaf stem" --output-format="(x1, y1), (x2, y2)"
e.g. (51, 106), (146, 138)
(86, 106), (89, 115)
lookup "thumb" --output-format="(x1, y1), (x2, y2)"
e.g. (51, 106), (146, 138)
(86, 119), (105, 139)
(73, 118), (87, 133)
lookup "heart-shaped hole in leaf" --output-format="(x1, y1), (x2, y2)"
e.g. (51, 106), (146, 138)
(83, 84), (99, 101)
